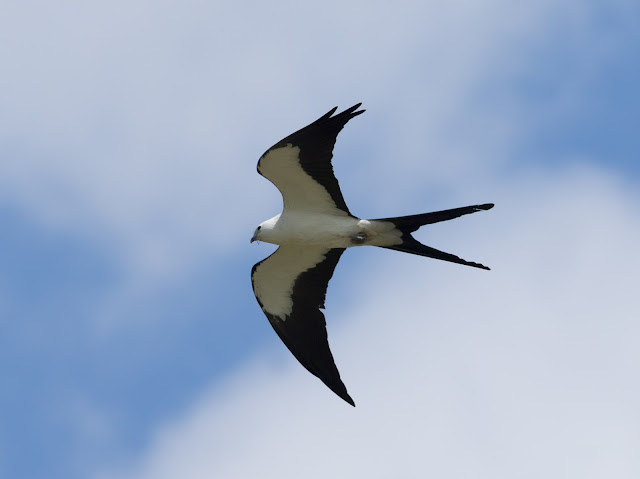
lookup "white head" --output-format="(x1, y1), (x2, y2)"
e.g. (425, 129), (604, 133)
(250, 215), (280, 244)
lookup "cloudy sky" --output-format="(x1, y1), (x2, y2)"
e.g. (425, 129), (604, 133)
(1, 0), (639, 478)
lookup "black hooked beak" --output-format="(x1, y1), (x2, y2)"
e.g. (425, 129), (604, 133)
(251, 226), (261, 243)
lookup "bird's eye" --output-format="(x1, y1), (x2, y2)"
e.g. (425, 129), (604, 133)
(257, 226), (261, 230)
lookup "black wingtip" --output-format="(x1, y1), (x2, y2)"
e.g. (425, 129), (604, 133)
(322, 106), (339, 119)
(317, 104), (365, 126)
(337, 390), (356, 407)
(328, 102), (364, 116)
(346, 102), (365, 117)
(326, 379), (356, 406)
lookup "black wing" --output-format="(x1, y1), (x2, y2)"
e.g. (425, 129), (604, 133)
(251, 245), (353, 406)
(257, 104), (364, 216)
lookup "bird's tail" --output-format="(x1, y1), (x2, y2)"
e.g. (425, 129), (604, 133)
(375, 203), (494, 270)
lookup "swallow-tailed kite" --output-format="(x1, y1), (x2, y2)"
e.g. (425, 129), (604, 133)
(251, 104), (493, 406)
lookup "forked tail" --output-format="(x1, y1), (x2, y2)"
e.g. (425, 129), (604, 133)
(375, 203), (494, 270)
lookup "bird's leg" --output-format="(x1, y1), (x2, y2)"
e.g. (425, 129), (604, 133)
(350, 232), (367, 245)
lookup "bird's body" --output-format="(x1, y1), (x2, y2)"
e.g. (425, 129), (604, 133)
(256, 212), (402, 248)
(251, 104), (493, 406)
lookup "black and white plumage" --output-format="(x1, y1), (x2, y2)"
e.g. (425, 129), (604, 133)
(251, 104), (493, 406)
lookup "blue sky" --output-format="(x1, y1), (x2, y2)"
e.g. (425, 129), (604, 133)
(1, 1), (639, 478)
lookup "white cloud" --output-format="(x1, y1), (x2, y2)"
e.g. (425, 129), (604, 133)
(0, 0), (568, 334)
(1, 0), (636, 476)
(4, 0), (631, 330)
(94, 164), (640, 479)
(0, 0), (578, 280)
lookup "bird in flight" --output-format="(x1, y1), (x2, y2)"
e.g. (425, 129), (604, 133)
(251, 104), (493, 406)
